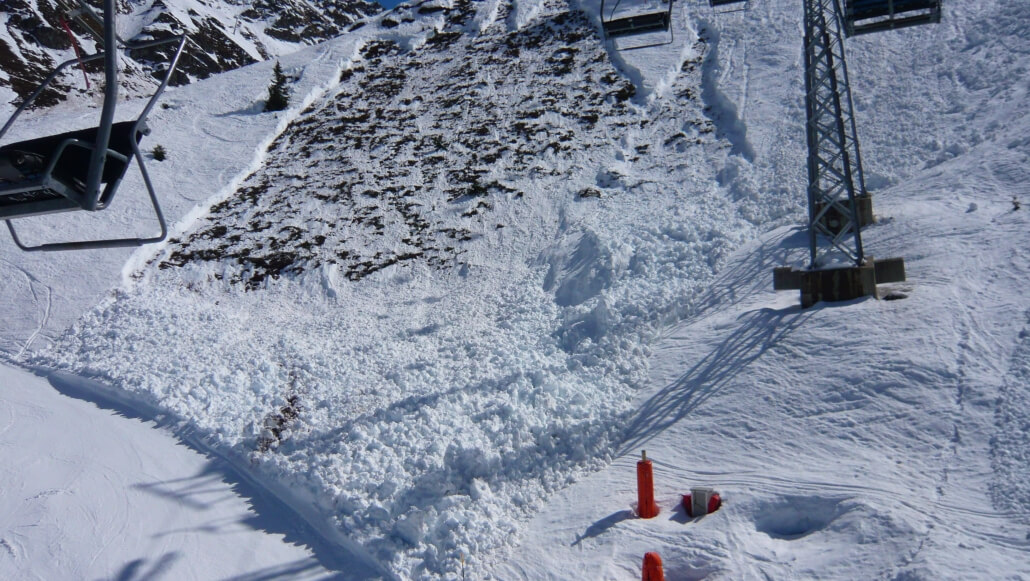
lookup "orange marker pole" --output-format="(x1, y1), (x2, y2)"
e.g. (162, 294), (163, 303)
(642, 552), (665, 581)
(637, 450), (659, 518)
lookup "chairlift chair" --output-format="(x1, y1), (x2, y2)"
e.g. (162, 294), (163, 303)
(842, 0), (942, 36)
(710, 0), (750, 14)
(601, 0), (676, 50)
(0, 0), (187, 251)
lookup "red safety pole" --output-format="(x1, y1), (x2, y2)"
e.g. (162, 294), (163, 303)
(642, 552), (665, 581)
(637, 450), (659, 518)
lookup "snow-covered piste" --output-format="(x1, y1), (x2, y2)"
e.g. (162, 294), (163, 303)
(0, 364), (341, 579)
(1, 0), (1029, 579)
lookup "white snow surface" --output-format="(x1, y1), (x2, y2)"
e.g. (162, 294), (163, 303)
(2, 0), (1029, 579)
(0, 364), (342, 580)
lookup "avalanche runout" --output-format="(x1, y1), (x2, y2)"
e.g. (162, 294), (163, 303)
(36, 0), (767, 577)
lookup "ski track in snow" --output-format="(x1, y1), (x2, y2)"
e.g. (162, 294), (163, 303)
(2, 0), (1030, 578)
(0, 257), (52, 359)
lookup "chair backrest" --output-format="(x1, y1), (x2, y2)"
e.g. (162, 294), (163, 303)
(847, 0), (937, 20)
(0, 121), (144, 219)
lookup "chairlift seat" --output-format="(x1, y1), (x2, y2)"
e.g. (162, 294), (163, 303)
(709, 0), (748, 14)
(844, 0), (941, 36)
(600, 0), (675, 49)
(0, 0), (186, 251)
(0, 121), (145, 220)
(603, 11), (671, 37)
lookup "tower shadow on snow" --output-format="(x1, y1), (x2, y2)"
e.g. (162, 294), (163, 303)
(617, 224), (816, 457)
(620, 306), (812, 455)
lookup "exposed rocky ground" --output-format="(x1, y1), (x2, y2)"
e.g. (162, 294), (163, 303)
(157, 0), (720, 290)
(0, 0), (380, 108)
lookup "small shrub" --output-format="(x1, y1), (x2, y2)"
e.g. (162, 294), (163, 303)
(152, 144), (167, 161)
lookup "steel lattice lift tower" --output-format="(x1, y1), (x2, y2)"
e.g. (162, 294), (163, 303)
(772, 0), (940, 306)
(660, 0), (941, 306)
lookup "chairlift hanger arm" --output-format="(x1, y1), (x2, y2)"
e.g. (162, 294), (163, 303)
(0, 34), (186, 146)
(83, 0), (119, 210)
(59, 0), (128, 48)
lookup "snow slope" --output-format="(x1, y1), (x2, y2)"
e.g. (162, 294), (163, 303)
(1, 0), (1028, 579)
(0, 364), (344, 580)
(497, 116), (1030, 580)
(1, 14), (406, 581)
(26, 0), (767, 576)
(497, 1), (1030, 578)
